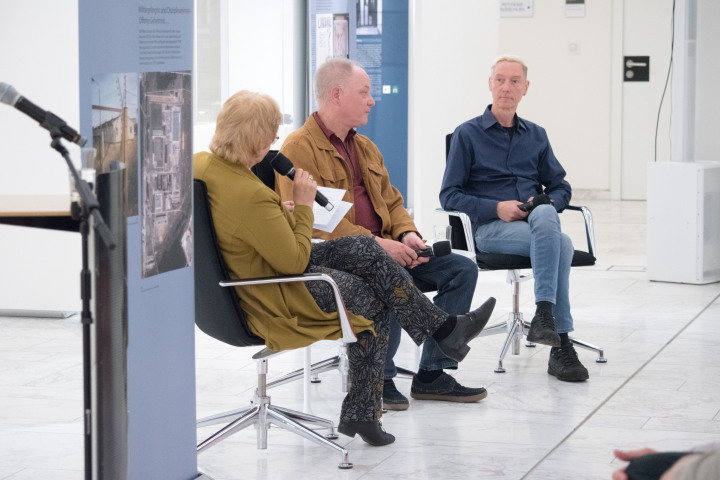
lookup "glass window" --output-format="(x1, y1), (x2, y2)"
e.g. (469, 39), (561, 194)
(194, 0), (301, 152)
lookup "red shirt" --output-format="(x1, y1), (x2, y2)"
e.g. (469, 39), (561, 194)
(313, 112), (382, 236)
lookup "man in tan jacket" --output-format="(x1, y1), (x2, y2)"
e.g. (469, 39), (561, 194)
(277, 58), (489, 410)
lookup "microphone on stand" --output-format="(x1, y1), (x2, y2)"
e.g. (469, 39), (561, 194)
(0, 82), (87, 146)
(270, 152), (334, 211)
(416, 240), (452, 258)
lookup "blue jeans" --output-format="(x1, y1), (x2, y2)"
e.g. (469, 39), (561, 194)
(473, 204), (574, 333)
(383, 252), (478, 378)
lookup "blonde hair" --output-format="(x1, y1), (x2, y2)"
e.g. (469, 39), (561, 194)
(491, 55), (528, 78)
(209, 90), (282, 166)
(314, 58), (358, 108)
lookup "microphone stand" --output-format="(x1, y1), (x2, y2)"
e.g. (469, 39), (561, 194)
(49, 130), (116, 480)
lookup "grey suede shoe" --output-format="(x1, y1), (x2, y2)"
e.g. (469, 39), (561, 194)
(437, 297), (496, 362)
(382, 379), (409, 411)
(410, 373), (487, 402)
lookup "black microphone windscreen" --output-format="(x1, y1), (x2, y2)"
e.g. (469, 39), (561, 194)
(270, 152), (295, 177)
(432, 240), (452, 257)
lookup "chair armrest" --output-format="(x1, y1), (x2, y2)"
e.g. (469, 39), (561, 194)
(438, 205), (596, 258)
(219, 273), (357, 344)
(564, 205), (596, 257)
(435, 208), (476, 253)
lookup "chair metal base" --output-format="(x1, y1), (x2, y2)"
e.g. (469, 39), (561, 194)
(267, 352), (351, 392)
(396, 366), (418, 378)
(197, 357), (353, 469)
(478, 271), (607, 373)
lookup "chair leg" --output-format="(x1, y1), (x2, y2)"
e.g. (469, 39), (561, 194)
(267, 343), (351, 393)
(479, 272), (530, 373)
(265, 407), (352, 469)
(568, 336), (607, 363)
(273, 405), (338, 439)
(478, 319), (512, 337)
(197, 404), (262, 453)
(267, 355), (341, 388)
(510, 312), (525, 355)
(396, 366), (418, 377)
(494, 312), (524, 373)
(196, 406), (255, 429)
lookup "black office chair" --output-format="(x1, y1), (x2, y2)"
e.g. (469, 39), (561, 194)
(193, 178), (355, 469)
(440, 133), (606, 373)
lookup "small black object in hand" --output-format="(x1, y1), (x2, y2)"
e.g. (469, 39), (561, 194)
(517, 194), (554, 213)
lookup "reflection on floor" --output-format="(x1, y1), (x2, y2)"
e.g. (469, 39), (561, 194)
(1, 194), (719, 479)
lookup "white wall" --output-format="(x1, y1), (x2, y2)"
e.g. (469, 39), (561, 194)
(0, 2), (81, 313)
(694, 0), (720, 162)
(0, 2), (81, 195)
(497, 0), (614, 192)
(408, 0), (499, 237)
(621, 0), (674, 199)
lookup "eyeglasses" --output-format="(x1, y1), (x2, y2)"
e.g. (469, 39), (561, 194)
(272, 136), (280, 145)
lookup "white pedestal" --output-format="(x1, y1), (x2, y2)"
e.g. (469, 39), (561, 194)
(647, 161), (720, 284)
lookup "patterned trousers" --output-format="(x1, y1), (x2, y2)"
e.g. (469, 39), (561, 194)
(305, 235), (449, 422)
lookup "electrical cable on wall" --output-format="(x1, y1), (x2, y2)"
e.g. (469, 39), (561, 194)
(654, 0), (676, 162)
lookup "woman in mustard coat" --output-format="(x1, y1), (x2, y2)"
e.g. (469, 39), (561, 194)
(193, 90), (494, 446)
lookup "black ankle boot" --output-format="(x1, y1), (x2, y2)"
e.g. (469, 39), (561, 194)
(338, 419), (395, 446)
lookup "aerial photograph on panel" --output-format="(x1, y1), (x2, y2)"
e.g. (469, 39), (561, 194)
(139, 71), (193, 278)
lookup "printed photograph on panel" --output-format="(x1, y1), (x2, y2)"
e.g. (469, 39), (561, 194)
(91, 73), (139, 216)
(357, 0), (382, 35)
(139, 71), (193, 278)
(333, 13), (349, 58)
(316, 13), (333, 66)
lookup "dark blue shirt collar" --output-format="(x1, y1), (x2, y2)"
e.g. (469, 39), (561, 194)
(481, 104), (526, 133)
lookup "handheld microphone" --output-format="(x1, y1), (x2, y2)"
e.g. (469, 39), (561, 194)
(416, 240), (452, 258)
(270, 152), (334, 211)
(0, 82), (87, 147)
(517, 194), (554, 213)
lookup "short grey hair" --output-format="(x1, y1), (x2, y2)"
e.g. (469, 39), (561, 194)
(314, 58), (358, 108)
(491, 55), (528, 77)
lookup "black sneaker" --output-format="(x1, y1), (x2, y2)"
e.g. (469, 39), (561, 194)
(410, 372), (487, 402)
(548, 344), (589, 382)
(526, 310), (561, 347)
(382, 379), (409, 411)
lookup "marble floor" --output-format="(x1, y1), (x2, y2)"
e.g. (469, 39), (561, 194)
(1, 195), (719, 479)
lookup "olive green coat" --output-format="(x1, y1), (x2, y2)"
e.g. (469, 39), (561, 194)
(193, 151), (373, 351)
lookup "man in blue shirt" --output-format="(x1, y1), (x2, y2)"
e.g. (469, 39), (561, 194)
(440, 56), (589, 382)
